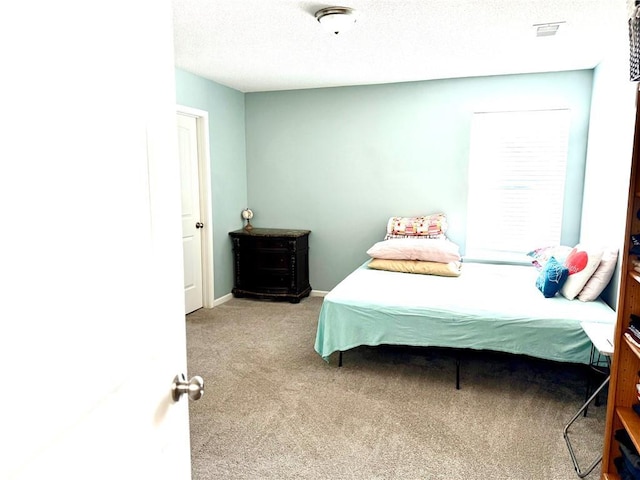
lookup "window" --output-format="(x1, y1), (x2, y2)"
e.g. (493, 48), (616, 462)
(466, 109), (570, 262)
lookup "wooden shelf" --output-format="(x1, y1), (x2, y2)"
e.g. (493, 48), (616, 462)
(624, 335), (640, 361)
(618, 407), (640, 453)
(629, 268), (640, 285)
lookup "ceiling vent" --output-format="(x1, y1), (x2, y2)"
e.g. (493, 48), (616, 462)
(534, 22), (565, 37)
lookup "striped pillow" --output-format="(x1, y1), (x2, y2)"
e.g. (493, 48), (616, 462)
(384, 213), (447, 240)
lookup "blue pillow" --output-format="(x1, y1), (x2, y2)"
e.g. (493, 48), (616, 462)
(536, 256), (569, 298)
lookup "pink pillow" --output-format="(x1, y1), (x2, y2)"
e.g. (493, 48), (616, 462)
(366, 238), (461, 263)
(577, 248), (618, 302)
(559, 245), (603, 300)
(527, 245), (573, 270)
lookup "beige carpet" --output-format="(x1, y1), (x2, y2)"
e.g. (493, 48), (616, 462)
(186, 297), (606, 479)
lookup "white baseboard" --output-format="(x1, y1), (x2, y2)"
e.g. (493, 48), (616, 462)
(212, 293), (233, 307)
(310, 290), (328, 297)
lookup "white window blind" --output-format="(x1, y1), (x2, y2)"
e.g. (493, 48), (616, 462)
(466, 109), (570, 262)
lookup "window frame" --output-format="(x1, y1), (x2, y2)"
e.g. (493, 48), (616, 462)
(465, 108), (572, 263)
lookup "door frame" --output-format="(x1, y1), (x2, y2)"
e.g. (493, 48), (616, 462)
(177, 105), (215, 309)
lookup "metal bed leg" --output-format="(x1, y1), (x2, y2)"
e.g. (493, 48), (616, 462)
(583, 345), (596, 417)
(583, 366), (592, 418)
(583, 347), (609, 417)
(455, 352), (460, 390)
(338, 351), (343, 367)
(563, 375), (610, 478)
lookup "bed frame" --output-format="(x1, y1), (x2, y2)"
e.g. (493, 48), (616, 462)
(315, 261), (615, 389)
(336, 348), (467, 388)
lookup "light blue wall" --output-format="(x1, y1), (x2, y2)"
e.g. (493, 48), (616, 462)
(582, 60), (637, 309)
(174, 68), (247, 299)
(245, 71), (594, 291)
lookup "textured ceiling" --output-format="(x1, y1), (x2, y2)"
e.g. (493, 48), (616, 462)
(172, 0), (629, 93)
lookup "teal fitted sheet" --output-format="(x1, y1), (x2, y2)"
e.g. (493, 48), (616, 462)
(314, 261), (615, 365)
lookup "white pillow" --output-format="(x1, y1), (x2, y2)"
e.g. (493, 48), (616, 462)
(559, 245), (603, 300)
(366, 238), (461, 263)
(577, 248), (618, 302)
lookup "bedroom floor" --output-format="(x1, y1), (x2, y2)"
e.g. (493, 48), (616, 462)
(186, 297), (606, 480)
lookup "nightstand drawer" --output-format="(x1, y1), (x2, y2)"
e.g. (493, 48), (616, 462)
(252, 271), (292, 289)
(247, 237), (290, 250)
(235, 264), (290, 287)
(251, 252), (290, 270)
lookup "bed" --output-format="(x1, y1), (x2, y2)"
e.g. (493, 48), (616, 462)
(314, 260), (616, 384)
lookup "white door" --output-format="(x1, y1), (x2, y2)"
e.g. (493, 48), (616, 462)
(0, 1), (195, 479)
(177, 113), (204, 314)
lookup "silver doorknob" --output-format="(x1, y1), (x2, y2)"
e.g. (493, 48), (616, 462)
(195, 222), (204, 229)
(172, 373), (204, 402)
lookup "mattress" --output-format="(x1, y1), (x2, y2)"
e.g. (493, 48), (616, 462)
(314, 261), (616, 364)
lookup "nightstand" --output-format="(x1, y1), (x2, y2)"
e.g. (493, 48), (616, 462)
(229, 228), (311, 303)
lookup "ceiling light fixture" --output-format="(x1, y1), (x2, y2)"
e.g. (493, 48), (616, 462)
(315, 6), (357, 35)
(533, 21), (565, 37)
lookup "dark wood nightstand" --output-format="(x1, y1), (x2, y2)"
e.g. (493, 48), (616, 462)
(229, 228), (311, 303)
